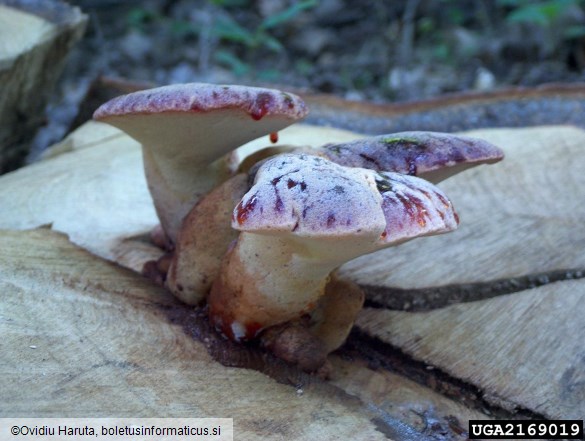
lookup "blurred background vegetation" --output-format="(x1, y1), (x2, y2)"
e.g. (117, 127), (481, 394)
(35, 0), (585, 155)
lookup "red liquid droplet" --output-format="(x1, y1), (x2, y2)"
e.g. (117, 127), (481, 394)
(235, 194), (258, 224)
(250, 92), (274, 121)
(270, 132), (279, 143)
(244, 322), (263, 340)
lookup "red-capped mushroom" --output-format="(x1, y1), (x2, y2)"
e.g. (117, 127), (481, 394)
(93, 83), (308, 242)
(318, 131), (504, 183)
(208, 153), (459, 343)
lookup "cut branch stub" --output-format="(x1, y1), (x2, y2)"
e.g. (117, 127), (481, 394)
(93, 83), (308, 242)
(318, 131), (504, 183)
(208, 153), (458, 342)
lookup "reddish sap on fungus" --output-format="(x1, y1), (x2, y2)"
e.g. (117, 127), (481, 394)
(235, 195), (258, 224)
(250, 92), (275, 121)
(270, 132), (279, 143)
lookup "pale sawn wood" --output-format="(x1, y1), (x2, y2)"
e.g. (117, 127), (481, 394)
(0, 229), (388, 440)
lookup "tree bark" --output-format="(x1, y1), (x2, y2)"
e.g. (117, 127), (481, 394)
(0, 0), (86, 173)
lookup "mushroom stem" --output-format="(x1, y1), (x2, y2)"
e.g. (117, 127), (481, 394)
(209, 233), (339, 341)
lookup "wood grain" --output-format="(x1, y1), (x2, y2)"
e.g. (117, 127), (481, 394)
(341, 125), (585, 293)
(356, 279), (585, 420)
(2, 120), (584, 432)
(0, 229), (389, 440)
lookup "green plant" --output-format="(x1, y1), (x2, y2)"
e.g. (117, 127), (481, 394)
(499, 0), (583, 27)
(126, 0), (317, 78)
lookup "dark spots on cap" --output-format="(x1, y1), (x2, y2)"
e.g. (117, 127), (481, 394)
(235, 193), (258, 224)
(177, 284), (184, 292)
(358, 153), (383, 169)
(250, 92), (275, 121)
(396, 193), (428, 227)
(419, 188), (431, 200)
(287, 179), (296, 189)
(435, 192), (451, 209)
(326, 213), (336, 227)
(272, 182), (284, 212)
(331, 185), (345, 194)
(212, 91), (219, 99)
(407, 158), (418, 175)
(275, 194), (284, 212)
(190, 101), (203, 111)
(282, 93), (295, 109)
(292, 221), (299, 232)
(302, 206), (309, 218)
(375, 176), (394, 193)
(272, 176), (282, 185)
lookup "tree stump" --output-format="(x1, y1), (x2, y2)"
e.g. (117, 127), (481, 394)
(1, 89), (584, 439)
(0, 0), (86, 173)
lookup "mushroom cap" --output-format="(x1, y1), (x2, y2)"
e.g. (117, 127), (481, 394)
(93, 83), (308, 241)
(233, 153), (458, 256)
(93, 83), (308, 121)
(320, 131), (504, 183)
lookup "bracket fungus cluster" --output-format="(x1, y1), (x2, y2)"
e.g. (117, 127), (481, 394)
(94, 83), (504, 371)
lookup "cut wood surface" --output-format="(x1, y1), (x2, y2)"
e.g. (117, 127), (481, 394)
(356, 280), (585, 419)
(341, 125), (585, 296)
(0, 229), (387, 440)
(1, 118), (584, 437)
(0, 0), (86, 172)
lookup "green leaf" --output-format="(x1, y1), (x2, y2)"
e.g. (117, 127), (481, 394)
(209, 0), (250, 7)
(214, 50), (250, 76)
(261, 34), (285, 52)
(257, 69), (281, 81)
(565, 24), (585, 38)
(260, 0), (317, 30)
(506, 0), (582, 26)
(507, 5), (549, 25)
(126, 8), (160, 30)
(213, 16), (255, 45)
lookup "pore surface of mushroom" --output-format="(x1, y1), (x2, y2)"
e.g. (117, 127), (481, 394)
(93, 83), (308, 241)
(208, 153), (459, 342)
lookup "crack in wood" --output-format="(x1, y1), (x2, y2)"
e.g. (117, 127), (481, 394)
(161, 303), (466, 441)
(341, 329), (549, 423)
(362, 268), (585, 311)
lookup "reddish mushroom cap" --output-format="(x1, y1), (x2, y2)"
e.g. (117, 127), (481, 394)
(93, 83), (308, 241)
(320, 131), (504, 183)
(93, 83), (308, 121)
(233, 153), (458, 245)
